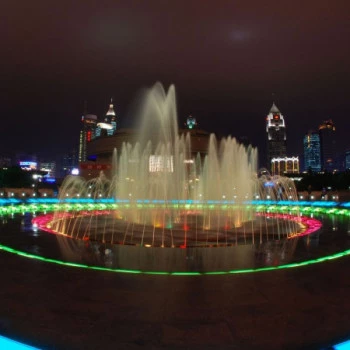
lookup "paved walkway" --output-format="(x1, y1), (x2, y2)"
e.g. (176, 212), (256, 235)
(0, 249), (350, 350)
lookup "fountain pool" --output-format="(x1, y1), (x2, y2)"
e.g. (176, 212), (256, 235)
(1, 84), (349, 274)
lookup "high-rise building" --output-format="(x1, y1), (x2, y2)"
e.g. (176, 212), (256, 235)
(79, 114), (98, 162)
(266, 103), (287, 171)
(303, 131), (321, 172)
(105, 98), (117, 136)
(318, 119), (337, 172)
(96, 98), (117, 137)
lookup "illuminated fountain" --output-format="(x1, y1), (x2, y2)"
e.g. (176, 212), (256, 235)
(4, 84), (350, 276)
(50, 83), (302, 250)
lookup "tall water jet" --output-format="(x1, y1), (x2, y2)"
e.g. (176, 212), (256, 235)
(53, 82), (300, 250)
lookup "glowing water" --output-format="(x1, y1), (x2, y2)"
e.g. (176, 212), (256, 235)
(53, 83), (299, 247)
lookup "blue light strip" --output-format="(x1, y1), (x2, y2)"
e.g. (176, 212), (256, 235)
(0, 197), (349, 208)
(0, 336), (41, 350)
(333, 340), (350, 349)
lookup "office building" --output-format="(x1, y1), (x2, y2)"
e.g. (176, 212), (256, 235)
(97, 99), (117, 137)
(303, 131), (321, 172)
(78, 114), (98, 162)
(266, 103), (287, 171)
(318, 119), (337, 172)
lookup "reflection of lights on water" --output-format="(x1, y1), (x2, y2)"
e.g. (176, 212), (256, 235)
(0, 199), (350, 275)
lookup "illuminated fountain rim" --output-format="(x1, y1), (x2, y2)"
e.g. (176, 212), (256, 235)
(32, 210), (322, 243)
(0, 199), (349, 276)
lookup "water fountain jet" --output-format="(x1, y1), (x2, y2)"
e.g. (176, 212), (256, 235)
(51, 83), (301, 250)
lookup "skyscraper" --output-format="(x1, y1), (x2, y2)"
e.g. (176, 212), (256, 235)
(266, 103), (287, 171)
(96, 98), (117, 137)
(318, 119), (337, 172)
(303, 131), (321, 172)
(78, 114), (98, 162)
(105, 98), (117, 136)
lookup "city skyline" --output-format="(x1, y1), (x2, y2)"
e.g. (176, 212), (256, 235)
(3, 95), (348, 170)
(1, 1), (349, 163)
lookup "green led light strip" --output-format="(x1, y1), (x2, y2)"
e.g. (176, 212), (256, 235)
(0, 202), (349, 218)
(1, 242), (350, 276)
(0, 202), (349, 276)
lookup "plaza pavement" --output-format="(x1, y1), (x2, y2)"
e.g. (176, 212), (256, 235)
(0, 247), (350, 350)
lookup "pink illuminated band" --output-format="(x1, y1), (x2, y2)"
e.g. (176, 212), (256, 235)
(33, 211), (322, 242)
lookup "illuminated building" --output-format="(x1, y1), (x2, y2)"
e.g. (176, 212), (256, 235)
(83, 128), (211, 179)
(185, 115), (197, 129)
(271, 156), (299, 175)
(39, 161), (56, 178)
(98, 98), (117, 137)
(19, 161), (37, 171)
(303, 131), (321, 172)
(78, 114), (98, 162)
(318, 119), (337, 172)
(266, 103), (287, 171)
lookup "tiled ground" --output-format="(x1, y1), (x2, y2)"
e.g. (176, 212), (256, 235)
(1, 248), (350, 350)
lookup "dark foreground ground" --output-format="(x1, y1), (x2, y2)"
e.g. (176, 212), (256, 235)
(0, 249), (350, 350)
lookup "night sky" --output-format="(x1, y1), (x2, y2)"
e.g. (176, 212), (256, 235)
(2, 0), (350, 166)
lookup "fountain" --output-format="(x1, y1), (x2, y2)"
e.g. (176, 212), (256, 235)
(50, 83), (301, 249)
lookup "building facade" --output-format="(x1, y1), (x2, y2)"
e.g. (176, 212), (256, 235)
(303, 131), (321, 172)
(97, 99), (117, 137)
(271, 156), (299, 175)
(78, 114), (98, 162)
(61, 150), (78, 177)
(318, 119), (337, 172)
(266, 103), (287, 171)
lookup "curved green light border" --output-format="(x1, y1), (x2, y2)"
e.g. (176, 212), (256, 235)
(0, 242), (349, 276)
(0, 202), (349, 276)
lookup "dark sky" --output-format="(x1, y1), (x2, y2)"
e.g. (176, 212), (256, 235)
(1, 0), (350, 165)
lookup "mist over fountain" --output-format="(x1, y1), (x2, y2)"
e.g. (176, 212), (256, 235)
(51, 83), (300, 252)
